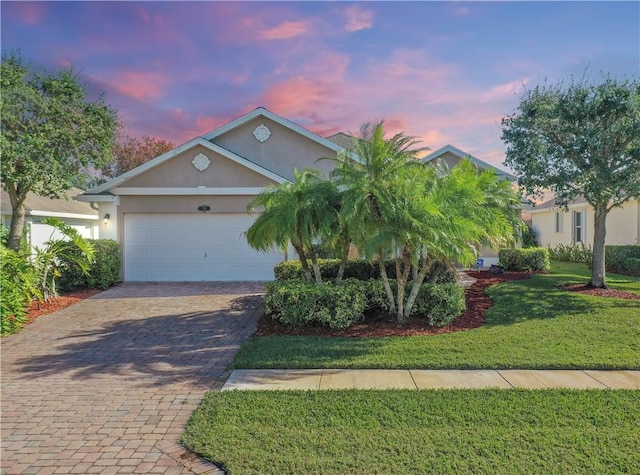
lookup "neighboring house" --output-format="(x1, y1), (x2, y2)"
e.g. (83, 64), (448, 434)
(529, 196), (640, 247)
(421, 144), (517, 267)
(0, 187), (99, 249)
(76, 107), (347, 282)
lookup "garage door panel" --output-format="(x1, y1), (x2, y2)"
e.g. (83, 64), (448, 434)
(124, 213), (282, 281)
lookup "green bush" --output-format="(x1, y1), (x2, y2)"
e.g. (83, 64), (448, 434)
(548, 243), (593, 264)
(367, 280), (465, 327)
(274, 259), (456, 284)
(1, 247), (41, 335)
(499, 248), (550, 272)
(264, 279), (368, 330)
(605, 245), (640, 276)
(521, 225), (538, 248)
(58, 239), (121, 290)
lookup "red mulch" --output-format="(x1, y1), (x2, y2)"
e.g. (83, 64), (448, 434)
(25, 289), (102, 323)
(255, 271), (534, 338)
(561, 284), (640, 300)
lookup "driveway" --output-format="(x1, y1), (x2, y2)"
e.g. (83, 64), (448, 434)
(1, 282), (265, 475)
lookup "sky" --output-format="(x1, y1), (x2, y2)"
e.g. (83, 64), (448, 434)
(2, 1), (639, 170)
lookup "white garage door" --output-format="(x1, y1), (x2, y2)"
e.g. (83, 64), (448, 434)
(124, 213), (283, 281)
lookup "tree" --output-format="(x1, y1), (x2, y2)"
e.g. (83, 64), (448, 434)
(333, 122), (520, 323)
(101, 135), (174, 179)
(501, 74), (640, 288)
(0, 50), (120, 251)
(246, 169), (339, 284)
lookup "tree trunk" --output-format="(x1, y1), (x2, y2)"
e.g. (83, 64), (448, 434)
(395, 250), (412, 325)
(292, 242), (313, 282)
(307, 246), (323, 285)
(404, 256), (433, 319)
(378, 257), (396, 315)
(335, 235), (351, 284)
(589, 202), (608, 289)
(7, 183), (28, 251)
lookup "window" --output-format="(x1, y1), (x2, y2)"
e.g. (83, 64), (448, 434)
(572, 210), (585, 243)
(555, 212), (563, 233)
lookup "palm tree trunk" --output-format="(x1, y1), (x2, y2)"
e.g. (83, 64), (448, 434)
(335, 234), (351, 284)
(378, 256), (396, 315)
(395, 249), (413, 324)
(292, 242), (313, 282)
(307, 246), (323, 284)
(404, 256), (433, 319)
(589, 202), (608, 289)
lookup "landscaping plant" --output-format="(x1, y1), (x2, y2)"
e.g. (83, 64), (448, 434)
(0, 245), (41, 335)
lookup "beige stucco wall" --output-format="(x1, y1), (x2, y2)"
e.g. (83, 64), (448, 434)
(213, 117), (338, 180)
(531, 199), (639, 247)
(123, 144), (276, 188)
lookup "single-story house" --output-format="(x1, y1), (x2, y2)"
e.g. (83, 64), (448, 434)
(76, 107), (346, 281)
(76, 108), (519, 281)
(529, 196), (640, 247)
(421, 144), (517, 267)
(1, 187), (99, 249)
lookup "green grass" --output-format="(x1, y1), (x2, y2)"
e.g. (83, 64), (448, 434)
(234, 261), (640, 369)
(182, 389), (640, 474)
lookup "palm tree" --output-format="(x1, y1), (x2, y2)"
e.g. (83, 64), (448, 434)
(246, 169), (339, 284)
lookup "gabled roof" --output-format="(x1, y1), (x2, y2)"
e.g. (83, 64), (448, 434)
(81, 137), (289, 196)
(1, 187), (97, 218)
(325, 132), (356, 149)
(422, 144), (515, 180)
(203, 107), (348, 155)
(528, 195), (589, 213)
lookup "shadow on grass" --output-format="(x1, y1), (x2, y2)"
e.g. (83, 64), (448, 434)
(13, 295), (263, 387)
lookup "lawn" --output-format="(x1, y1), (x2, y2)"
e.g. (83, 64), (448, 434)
(182, 389), (640, 474)
(233, 261), (640, 369)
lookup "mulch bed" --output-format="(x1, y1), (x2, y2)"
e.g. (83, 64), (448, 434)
(25, 289), (102, 324)
(255, 271), (533, 338)
(560, 284), (640, 300)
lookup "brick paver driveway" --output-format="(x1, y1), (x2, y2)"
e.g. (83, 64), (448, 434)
(1, 282), (265, 474)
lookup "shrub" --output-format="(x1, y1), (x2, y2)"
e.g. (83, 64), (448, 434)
(499, 248), (550, 272)
(521, 225), (538, 248)
(274, 259), (457, 283)
(605, 245), (640, 276)
(548, 243), (593, 263)
(58, 239), (121, 290)
(264, 279), (368, 330)
(1, 247), (40, 335)
(367, 279), (465, 327)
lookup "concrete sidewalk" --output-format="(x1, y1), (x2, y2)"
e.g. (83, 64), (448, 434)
(222, 369), (640, 391)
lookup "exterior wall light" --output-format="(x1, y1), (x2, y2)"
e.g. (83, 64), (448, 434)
(198, 205), (211, 212)
(103, 213), (110, 224)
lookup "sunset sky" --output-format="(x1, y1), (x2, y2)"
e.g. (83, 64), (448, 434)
(2, 1), (638, 169)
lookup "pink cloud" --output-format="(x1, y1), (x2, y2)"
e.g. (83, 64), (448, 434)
(9, 2), (43, 25)
(343, 5), (373, 32)
(107, 71), (169, 102)
(259, 20), (310, 40)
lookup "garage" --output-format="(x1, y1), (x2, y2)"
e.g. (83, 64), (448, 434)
(124, 213), (283, 281)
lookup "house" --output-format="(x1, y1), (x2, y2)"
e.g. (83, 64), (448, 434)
(75, 107), (346, 282)
(0, 187), (99, 249)
(421, 144), (517, 267)
(528, 196), (640, 247)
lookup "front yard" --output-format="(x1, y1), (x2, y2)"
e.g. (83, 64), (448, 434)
(182, 262), (640, 474)
(233, 261), (640, 370)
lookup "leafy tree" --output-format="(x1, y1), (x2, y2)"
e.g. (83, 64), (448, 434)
(501, 74), (640, 288)
(0, 50), (120, 250)
(101, 134), (174, 179)
(246, 169), (339, 284)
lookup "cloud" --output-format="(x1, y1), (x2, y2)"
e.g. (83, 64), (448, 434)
(100, 70), (170, 103)
(343, 5), (373, 32)
(4, 2), (43, 25)
(259, 20), (310, 40)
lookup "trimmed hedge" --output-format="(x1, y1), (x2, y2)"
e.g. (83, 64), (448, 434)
(264, 278), (465, 330)
(499, 248), (550, 272)
(264, 278), (368, 330)
(605, 245), (640, 276)
(58, 239), (122, 290)
(274, 259), (457, 284)
(548, 243), (593, 264)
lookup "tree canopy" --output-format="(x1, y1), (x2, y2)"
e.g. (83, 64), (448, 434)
(501, 74), (640, 287)
(101, 135), (174, 179)
(1, 50), (120, 250)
